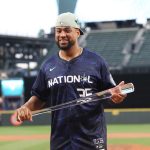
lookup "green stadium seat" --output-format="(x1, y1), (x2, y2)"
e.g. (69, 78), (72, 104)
(85, 29), (137, 68)
(129, 30), (150, 67)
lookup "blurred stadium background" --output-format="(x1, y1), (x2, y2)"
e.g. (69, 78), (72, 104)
(0, 0), (150, 150)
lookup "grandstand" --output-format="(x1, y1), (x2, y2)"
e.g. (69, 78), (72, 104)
(128, 29), (150, 68)
(0, 34), (52, 76)
(85, 28), (138, 68)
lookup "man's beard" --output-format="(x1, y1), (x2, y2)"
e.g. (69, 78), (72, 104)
(56, 40), (75, 51)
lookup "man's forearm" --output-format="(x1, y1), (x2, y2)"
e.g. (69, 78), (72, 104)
(23, 96), (45, 111)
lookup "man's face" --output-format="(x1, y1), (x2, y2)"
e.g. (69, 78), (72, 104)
(55, 26), (80, 51)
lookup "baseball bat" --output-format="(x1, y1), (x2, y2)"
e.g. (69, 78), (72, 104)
(32, 83), (134, 116)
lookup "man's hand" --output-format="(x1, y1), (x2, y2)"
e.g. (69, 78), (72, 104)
(16, 106), (32, 122)
(109, 81), (127, 103)
(15, 96), (46, 122)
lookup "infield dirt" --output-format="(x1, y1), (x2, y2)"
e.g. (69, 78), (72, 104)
(0, 133), (150, 150)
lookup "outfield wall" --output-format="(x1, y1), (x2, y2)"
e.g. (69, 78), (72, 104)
(105, 108), (150, 124)
(0, 108), (150, 126)
(0, 113), (51, 126)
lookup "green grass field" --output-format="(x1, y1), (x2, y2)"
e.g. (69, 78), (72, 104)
(0, 124), (150, 150)
(0, 126), (50, 150)
(107, 124), (150, 146)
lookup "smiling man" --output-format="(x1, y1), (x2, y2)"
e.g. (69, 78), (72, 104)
(16, 12), (127, 150)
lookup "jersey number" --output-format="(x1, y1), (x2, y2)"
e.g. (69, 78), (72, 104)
(77, 88), (92, 97)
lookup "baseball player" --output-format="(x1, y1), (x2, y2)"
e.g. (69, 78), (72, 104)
(16, 12), (127, 150)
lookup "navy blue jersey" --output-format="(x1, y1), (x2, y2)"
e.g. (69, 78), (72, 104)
(31, 48), (115, 150)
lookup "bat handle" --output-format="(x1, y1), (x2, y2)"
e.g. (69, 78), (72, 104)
(96, 83), (134, 97)
(121, 83), (134, 94)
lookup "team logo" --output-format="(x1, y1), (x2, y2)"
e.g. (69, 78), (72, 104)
(50, 67), (56, 72)
(48, 75), (93, 88)
(93, 138), (105, 150)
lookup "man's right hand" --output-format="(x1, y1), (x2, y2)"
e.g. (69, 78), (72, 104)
(16, 106), (32, 122)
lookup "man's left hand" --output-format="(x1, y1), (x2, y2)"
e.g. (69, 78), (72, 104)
(109, 81), (127, 103)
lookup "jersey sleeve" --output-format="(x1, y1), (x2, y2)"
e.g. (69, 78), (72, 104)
(31, 67), (49, 102)
(100, 58), (116, 90)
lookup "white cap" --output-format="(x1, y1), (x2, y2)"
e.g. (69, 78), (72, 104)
(55, 12), (84, 35)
